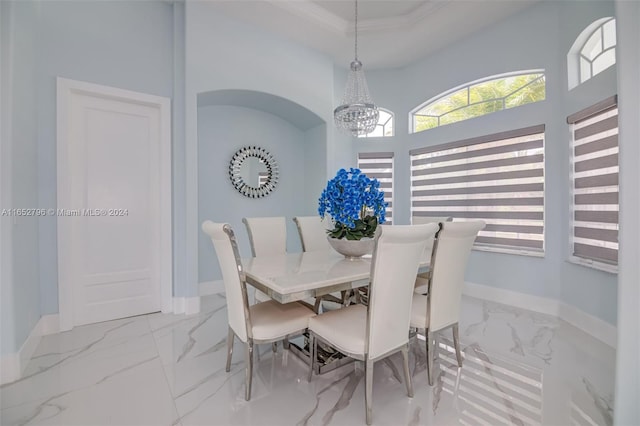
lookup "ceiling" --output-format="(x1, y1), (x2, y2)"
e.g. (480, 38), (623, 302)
(209, 0), (539, 69)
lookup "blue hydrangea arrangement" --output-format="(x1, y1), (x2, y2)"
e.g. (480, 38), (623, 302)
(318, 168), (387, 240)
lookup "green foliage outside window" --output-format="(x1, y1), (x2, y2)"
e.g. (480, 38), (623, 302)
(413, 73), (545, 132)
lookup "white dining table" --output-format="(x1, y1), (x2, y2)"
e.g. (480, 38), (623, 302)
(242, 250), (373, 304)
(242, 249), (430, 304)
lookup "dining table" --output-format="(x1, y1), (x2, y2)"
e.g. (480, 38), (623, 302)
(242, 249), (430, 373)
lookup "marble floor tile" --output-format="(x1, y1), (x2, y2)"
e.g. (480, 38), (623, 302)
(0, 294), (616, 426)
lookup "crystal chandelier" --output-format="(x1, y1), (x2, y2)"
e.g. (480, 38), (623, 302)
(334, 0), (379, 137)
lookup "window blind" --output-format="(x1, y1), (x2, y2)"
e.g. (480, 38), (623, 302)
(410, 125), (545, 253)
(358, 152), (394, 224)
(568, 96), (618, 266)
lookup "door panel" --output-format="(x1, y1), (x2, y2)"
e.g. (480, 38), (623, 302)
(67, 92), (161, 326)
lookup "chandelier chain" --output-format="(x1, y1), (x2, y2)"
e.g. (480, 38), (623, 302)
(354, 0), (358, 60)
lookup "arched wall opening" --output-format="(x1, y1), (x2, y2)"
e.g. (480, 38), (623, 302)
(196, 89), (327, 284)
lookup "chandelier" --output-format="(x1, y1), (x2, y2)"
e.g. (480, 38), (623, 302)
(334, 0), (379, 137)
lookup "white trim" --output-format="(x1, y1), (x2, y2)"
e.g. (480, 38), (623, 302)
(559, 302), (617, 348)
(57, 78), (173, 331)
(472, 245), (545, 259)
(464, 281), (616, 348)
(173, 296), (201, 315)
(39, 314), (60, 336)
(567, 256), (618, 274)
(199, 280), (225, 296)
(0, 354), (19, 385)
(464, 281), (559, 316)
(0, 314), (60, 385)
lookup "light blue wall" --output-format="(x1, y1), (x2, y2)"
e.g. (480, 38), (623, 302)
(352, 0), (617, 324)
(198, 105), (312, 282)
(614, 0), (640, 422)
(34, 0), (175, 314)
(0, 0), (41, 355)
(303, 124), (328, 213)
(185, 3), (340, 295)
(0, 0), (13, 356)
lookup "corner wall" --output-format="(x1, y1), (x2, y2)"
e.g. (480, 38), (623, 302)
(0, 0), (40, 359)
(614, 0), (640, 423)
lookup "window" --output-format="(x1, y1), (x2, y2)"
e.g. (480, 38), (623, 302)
(358, 108), (394, 138)
(411, 72), (546, 133)
(580, 18), (616, 84)
(568, 18), (616, 90)
(568, 96), (618, 271)
(358, 152), (394, 224)
(410, 125), (545, 255)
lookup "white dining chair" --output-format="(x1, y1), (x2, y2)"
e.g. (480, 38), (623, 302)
(410, 220), (485, 385)
(411, 216), (452, 294)
(292, 216), (331, 252)
(242, 216), (287, 303)
(307, 223), (440, 425)
(202, 221), (316, 401)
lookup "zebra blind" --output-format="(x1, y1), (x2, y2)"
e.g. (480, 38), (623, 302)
(358, 152), (394, 224)
(410, 125), (545, 253)
(568, 96), (618, 267)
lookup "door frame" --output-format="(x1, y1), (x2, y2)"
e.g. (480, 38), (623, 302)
(57, 77), (172, 331)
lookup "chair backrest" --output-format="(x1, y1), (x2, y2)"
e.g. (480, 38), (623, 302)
(411, 216), (453, 263)
(366, 223), (439, 360)
(202, 221), (251, 342)
(293, 216), (330, 252)
(428, 220), (485, 332)
(242, 216), (287, 257)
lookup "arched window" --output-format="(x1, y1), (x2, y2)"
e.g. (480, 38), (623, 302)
(358, 108), (394, 138)
(568, 18), (616, 90)
(410, 71), (545, 133)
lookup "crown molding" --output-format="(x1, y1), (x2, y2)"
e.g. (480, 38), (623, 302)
(271, 0), (450, 36)
(269, 0), (348, 34)
(353, 1), (449, 34)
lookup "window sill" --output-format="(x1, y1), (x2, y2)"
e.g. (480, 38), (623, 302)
(567, 256), (618, 274)
(472, 245), (544, 258)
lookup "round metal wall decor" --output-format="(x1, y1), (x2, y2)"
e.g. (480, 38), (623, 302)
(228, 146), (279, 198)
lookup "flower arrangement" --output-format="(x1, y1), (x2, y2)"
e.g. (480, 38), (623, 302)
(318, 168), (387, 240)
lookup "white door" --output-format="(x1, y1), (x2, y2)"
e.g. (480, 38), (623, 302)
(57, 78), (172, 330)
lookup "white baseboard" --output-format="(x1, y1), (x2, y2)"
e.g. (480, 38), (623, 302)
(0, 313), (59, 385)
(199, 280), (224, 296)
(0, 353), (20, 384)
(173, 296), (201, 315)
(39, 314), (60, 336)
(464, 282), (560, 316)
(464, 281), (617, 348)
(558, 302), (617, 348)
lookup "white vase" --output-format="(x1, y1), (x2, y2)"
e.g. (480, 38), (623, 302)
(327, 236), (375, 259)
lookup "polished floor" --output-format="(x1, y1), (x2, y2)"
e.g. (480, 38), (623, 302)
(1, 293), (615, 426)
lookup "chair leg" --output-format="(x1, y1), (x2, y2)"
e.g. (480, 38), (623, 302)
(453, 323), (463, 367)
(365, 359), (374, 425)
(244, 341), (254, 401)
(307, 333), (315, 382)
(426, 331), (434, 386)
(225, 327), (234, 372)
(401, 344), (414, 398)
(313, 298), (322, 314)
